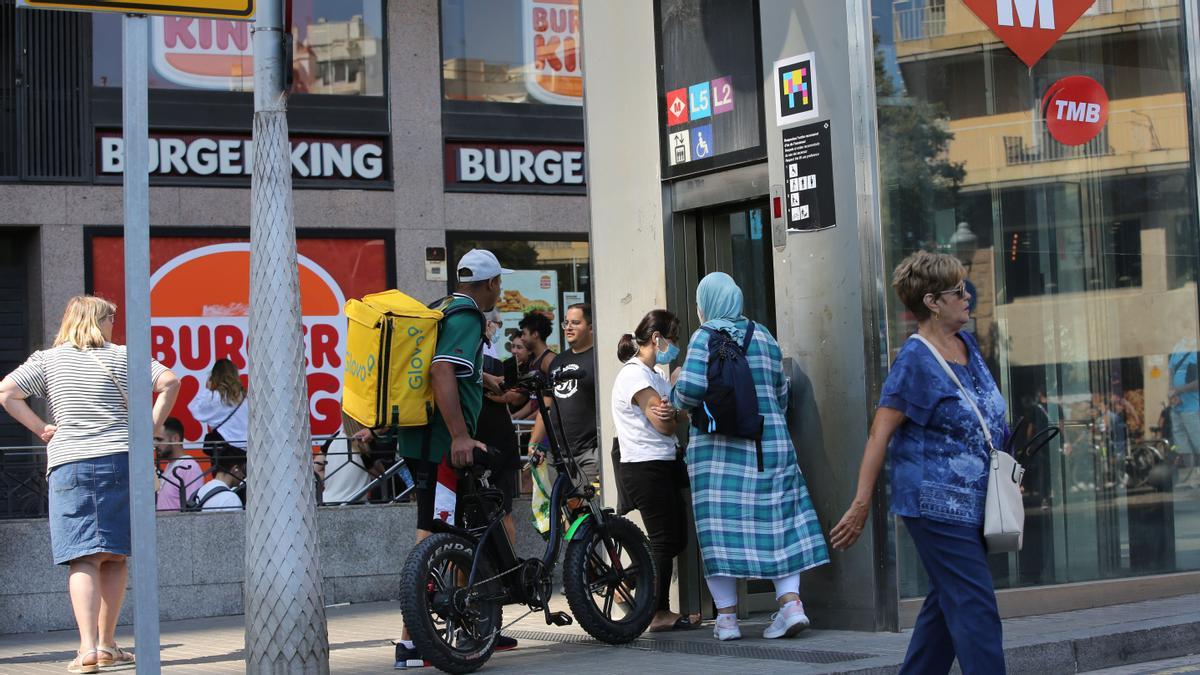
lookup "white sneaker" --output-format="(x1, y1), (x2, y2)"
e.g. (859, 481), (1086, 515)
(713, 613), (741, 641)
(763, 601), (810, 639)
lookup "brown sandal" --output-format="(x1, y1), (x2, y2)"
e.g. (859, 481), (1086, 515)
(67, 649), (100, 674)
(97, 644), (135, 668)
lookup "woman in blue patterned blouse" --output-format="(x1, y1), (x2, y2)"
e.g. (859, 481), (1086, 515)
(831, 252), (1008, 675)
(670, 272), (829, 642)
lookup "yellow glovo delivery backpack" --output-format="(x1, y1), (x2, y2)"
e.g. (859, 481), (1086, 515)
(342, 289), (482, 433)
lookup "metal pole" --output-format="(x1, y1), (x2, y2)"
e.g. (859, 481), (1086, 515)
(244, 0), (329, 671)
(121, 14), (161, 674)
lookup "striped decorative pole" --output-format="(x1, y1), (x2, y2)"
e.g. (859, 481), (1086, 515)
(244, 0), (329, 671)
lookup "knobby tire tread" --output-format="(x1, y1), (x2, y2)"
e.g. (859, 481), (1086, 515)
(398, 533), (500, 674)
(562, 515), (657, 645)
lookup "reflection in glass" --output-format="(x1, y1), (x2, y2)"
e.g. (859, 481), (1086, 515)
(92, 0), (385, 96)
(441, 0), (583, 106)
(449, 238), (591, 359)
(879, 0), (1200, 596)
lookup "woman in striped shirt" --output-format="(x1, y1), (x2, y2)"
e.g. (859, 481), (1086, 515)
(0, 296), (179, 674)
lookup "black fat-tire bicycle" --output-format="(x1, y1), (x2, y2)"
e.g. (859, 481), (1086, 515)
(398, 369), (657, 673)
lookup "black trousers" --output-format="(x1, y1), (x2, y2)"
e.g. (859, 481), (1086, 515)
(620, 458), (688, 611)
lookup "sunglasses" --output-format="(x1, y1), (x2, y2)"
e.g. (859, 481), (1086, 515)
(934, 281), (967, 300)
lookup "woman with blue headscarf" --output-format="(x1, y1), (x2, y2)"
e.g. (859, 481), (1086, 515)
(670, 272), (829, 642)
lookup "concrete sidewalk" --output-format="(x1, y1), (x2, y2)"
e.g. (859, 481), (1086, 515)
(0, 594), (1195, 674)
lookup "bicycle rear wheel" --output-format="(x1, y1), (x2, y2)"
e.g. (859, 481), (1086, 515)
(562, 515), (656, 644)
(398, 533), (502, 674)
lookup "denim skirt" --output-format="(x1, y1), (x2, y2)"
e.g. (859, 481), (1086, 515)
(48, 453), (131, 565)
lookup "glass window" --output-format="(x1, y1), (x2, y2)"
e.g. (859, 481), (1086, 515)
(447, 236), (590, 360)
(655, 0), (765, 178)
(879, 0), (1200, 596)
(441, 0), (582, 106)
(92, 0), (385, 96)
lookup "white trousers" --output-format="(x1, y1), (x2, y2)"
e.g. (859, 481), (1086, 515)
(705, 573), (801, 610)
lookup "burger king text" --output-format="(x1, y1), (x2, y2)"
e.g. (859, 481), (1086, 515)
(99, 133), (386, 181)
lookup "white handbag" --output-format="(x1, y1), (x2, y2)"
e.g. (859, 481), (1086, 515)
(912, 335), (1025, 554)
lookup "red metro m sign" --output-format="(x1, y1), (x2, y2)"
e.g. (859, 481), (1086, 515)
(961, 0), (1096, 68)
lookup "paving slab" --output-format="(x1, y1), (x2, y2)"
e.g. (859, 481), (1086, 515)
(0, 593), (1195, 674)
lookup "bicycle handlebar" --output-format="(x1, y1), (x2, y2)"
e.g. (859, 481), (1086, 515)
(517, 368), (582, 392)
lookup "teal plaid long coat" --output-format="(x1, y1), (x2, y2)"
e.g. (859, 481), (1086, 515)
(670, 320), (830, 579)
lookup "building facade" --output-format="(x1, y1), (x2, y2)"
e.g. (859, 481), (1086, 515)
(582, 0), (1200, 630)
(0, 0), (591, 495)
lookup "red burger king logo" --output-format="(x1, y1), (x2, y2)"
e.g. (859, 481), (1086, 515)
(149, 243), (347, 442)
(153, 17), (254, 90)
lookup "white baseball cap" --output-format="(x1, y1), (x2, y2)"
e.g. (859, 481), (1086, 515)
(456, 249), (513, 282)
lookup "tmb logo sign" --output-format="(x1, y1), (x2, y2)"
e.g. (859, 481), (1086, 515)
(1041, 75), (1108, 146)
(961, 0), (1097, 67)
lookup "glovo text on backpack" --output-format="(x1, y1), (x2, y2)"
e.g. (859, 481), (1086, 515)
(342, 290), (445, 429)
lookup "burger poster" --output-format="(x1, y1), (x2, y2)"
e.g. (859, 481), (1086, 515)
(523, 0), (582, 106)
(89, 234), (391, 445)
(495, 270), (560, 360)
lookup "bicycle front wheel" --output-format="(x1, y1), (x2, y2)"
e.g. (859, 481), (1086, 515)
(562, 515), (656, 644)
(398, 533), (501, 674)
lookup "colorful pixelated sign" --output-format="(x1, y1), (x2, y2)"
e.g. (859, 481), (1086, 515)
(1041, 75), (1108, 146)
(774, 52), (818, 126)
(89, 234), (390, 444)
(961, 0), (1098, 68)
(523, 0), (582, 105)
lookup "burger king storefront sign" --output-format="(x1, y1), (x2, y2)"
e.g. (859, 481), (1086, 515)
(90, 234), (392, 444)
(97, 132), (388, 184)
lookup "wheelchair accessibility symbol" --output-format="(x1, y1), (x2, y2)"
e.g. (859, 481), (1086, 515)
(692, 124), (713, 160)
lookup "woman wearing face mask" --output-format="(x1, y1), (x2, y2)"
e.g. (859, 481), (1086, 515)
(611, 309), (699, 632)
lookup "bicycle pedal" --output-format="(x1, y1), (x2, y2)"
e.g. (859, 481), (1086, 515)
(546, 611), (573, 627)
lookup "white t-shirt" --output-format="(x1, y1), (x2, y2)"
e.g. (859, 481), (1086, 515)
(195, 479), (243, 511)
(188, 388), (248, 450)
(320, 437), (371, 504)
(611, 360), (677, 463)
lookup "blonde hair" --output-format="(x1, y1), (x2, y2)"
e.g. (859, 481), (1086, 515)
(891, 251), (966, 322)
(208, 358), (246, 406)
(54, 296), (116, 349)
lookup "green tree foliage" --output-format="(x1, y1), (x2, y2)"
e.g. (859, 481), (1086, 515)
(876, 36), (965, 254)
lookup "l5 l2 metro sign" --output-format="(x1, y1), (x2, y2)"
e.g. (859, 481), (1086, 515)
(961, 0), (1097, 68)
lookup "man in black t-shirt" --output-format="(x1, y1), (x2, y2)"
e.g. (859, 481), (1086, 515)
(528, 303), (599, 485)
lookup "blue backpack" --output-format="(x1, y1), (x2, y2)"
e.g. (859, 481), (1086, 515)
(690, 322), (766, 470)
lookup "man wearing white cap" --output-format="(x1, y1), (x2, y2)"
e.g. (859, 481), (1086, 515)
(395, 248), (517, 666)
